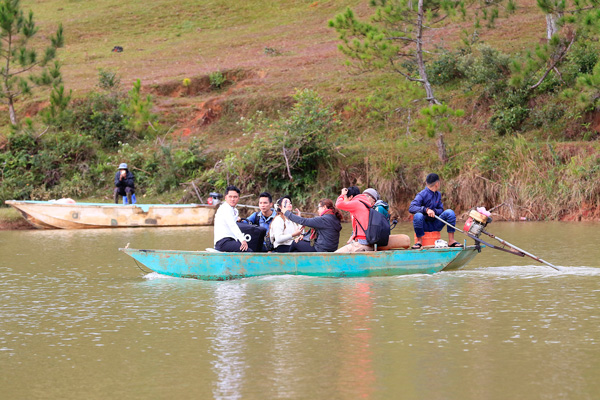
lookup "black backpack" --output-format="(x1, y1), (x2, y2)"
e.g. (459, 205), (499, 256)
(354, 201), (391, 247)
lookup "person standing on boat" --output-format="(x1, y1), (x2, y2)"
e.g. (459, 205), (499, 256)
(284, 199), (343, 252)
(214, 185), (252, 252)
(335, 187), (380, 253)
(409, 173), (461, 249)
(113, 163), (135, 204)
(270, 197), (302, 253)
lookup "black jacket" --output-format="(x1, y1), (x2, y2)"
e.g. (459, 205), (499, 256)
(284, 211), (342, 252)
(114, 170), (135, 189)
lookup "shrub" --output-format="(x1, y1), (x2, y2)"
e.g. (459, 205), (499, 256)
(489, 86), (530, 135)
(238, 89), (339, 197)
(0, 129), (98, 202)
(209, 71), (226, 89)
(528, 102), (565, 129)
(121, 79), (157, 137)
(264, 47), (282, 56)
(459, 45), (511, 96)
(427, 50), (464, 85)
(70, 93), (132, 149)
(98, 69), (121, 91)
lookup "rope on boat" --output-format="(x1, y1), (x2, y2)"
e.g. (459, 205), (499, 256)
(133, 259), (152, 275)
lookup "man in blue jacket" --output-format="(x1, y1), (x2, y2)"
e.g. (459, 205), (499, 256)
(113, 163), (135, 204)
(240, 192), (276, 251)
(409, 173), (460, 248)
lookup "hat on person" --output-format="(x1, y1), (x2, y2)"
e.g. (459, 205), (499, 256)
(118, 163), (128, 170)
(363, 188), (380, 201)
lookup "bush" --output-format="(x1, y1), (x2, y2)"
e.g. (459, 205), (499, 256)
(97, 69), (121, 91)
(70, 93), (132, 149)
(427, 50), (464, 85)
(459, 45), (511, 96)
(0, 129), (99, 202)
(238, 89), (339, 197)
(528, 102), (565, 129)
(209, 71), (226, 89)
(490, 88), (530, 135)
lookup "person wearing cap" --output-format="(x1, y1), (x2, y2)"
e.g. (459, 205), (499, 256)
(409, 173), (461, 248)
(334, 187), (380, 252)
(213, 185), (252, 252)
(113, 163), (135, 204)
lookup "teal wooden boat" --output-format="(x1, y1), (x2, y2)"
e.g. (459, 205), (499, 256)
(120, 245), (481, 280)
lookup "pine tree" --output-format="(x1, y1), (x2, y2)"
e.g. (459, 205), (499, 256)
(329, 0), (515, 106)
(121, 79), (157, 136)
(0, 0), (64, 125)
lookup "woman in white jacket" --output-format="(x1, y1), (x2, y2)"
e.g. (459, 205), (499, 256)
(270, 197), (302, 253)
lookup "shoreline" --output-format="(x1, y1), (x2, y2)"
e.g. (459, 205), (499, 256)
(2, 212), (600, 231)
(0, 220), (33, 230)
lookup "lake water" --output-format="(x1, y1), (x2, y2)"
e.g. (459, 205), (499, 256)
(1, 222), (599, 399)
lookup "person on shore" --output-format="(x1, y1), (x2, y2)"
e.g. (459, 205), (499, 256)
(409, 173), (461, 248)
(284, 199), (343, 252)
(213, 185), (252, 252)
(240, 192), (276, 251)
(113, 163), (135, 204)
(270, 197), (302, 253)
(335, 187), (380, 253)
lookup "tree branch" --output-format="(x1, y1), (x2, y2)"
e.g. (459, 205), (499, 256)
(282, 146), (294, 181)
(529, 35), (575, 91)
(389, 58), (423, 82)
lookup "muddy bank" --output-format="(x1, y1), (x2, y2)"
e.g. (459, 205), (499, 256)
(0, 219), (33, 230)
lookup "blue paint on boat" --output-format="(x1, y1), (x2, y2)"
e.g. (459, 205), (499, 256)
(121, 246), (481, 280)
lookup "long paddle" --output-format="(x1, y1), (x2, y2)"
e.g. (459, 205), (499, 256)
(433, 215), (562, 272)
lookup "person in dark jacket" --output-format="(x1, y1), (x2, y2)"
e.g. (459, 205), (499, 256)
(113, 163), (135, 204)
(409, 173), (460, 248)
(284, 198), (343, 252)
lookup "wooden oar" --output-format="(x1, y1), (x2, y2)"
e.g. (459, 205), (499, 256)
(433, 215), (562, 271)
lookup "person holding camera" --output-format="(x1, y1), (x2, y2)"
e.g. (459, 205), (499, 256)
(284, 198), (342, 252)
(113, 163), (135, 204)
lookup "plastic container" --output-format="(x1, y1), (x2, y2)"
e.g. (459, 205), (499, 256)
(414, 231), (441, 246)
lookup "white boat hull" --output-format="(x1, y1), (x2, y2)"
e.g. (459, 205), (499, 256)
(5, 200), (217, 229)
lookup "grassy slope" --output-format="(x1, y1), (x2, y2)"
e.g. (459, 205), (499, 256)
(5, 0), (599, 221)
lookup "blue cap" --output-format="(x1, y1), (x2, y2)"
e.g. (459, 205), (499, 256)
(118, 163), (128, 169)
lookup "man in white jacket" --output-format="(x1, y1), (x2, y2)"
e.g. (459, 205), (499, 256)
(213, 185), (252, 252)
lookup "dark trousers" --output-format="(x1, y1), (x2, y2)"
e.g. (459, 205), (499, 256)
(215, 237), (254, 252)
(273, 244), (291, 253)
(290, 240), (316, 252)
(413, 209), (456, 237)
(114, 186), (134, 203)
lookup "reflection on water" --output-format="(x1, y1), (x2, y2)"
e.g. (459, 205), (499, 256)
(211, 283), (248, 400)
(1, 222), (600, 399)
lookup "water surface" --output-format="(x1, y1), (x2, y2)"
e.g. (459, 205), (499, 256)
(1, 222), (599, 399)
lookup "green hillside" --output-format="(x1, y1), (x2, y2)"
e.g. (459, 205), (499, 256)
(2, 0), (600, 222)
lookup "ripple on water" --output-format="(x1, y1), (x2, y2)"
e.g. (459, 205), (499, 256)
(460, 265), (600, 277)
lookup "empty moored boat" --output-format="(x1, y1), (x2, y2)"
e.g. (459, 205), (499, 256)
(5, 200), (217, 229)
